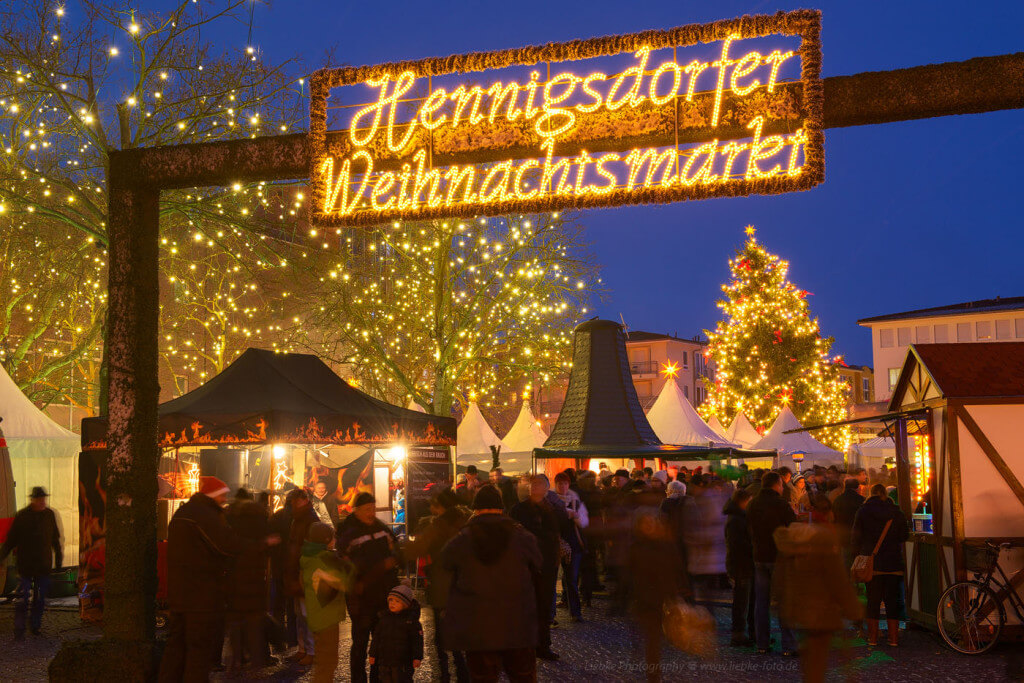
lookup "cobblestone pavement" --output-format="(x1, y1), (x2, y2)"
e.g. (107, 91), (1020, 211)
(2, 594), (1021, 681)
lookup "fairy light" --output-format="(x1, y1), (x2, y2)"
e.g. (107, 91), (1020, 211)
(699, 226), (850, 451)
(185, 461), (200, 497)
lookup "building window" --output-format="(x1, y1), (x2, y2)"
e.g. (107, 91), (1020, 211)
(995, 319), (1011, 340)
(879, 329), (894, 348)
(1016, 319), (1024, 339)
(683, 385), (689, 398)
(863, 378), (871, 400)
(897, 327), (911, 346)
(682, 351), (688, 368)
(976, 320), (992, 340)
(934, 324), (949, 343)
(888, 368), (900, 390)
(957, 323), (971, 342)
(915, 325), (930, 343)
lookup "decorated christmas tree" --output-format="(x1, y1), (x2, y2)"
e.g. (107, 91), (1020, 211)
(700, 226), (850, 451)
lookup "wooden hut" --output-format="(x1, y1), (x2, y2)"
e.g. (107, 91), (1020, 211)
(885, 342), (1024, 633)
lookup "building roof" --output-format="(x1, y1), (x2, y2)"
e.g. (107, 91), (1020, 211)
(858, 296), (1024, 325)
(903, 342), (1024, 401)
(625, 330), (707, 345)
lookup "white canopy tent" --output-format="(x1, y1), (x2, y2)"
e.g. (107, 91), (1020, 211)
(753, 406), (843, 469)
(0, 364), (79, 565)
(501, 400), (547, 472)
(455, 402), (506, 471)
(646, 378), (738, 447)
(706, 415), (728, 440)
(725, 412), (762, 449)
(849, 436), (900, 469)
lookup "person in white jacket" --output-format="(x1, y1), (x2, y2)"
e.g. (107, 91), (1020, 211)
(554, 472), (589, 622)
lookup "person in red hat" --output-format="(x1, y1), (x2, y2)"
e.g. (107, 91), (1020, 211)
(158, 476), (279, 682)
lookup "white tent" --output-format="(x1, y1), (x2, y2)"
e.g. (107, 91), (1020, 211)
(706, 415), (728, 439)
(455, 402), (506, 471)
(0, 364), (79, 566)
(501, 400), (547, 471)
(753, 406), (843, 468)
(646, 378), (737, 447)
(849, 436), (899, 469)
(725, 411), (762, 449)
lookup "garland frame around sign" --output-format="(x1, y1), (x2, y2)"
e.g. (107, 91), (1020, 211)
(308, 9), (824, 226)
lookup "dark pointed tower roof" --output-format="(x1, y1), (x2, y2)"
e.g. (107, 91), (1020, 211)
(544, 319), (661, 449)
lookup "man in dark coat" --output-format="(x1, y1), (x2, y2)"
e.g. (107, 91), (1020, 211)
(488, 468), (518, 511)
(403, 489), (470, 683)
(336, 492), (400, 683)
(723, 488), (755, 646)
(285, 488), (320, 665)
(0, 486), (62, 639)
(852, 484), (909, 646)
(747, 471), (796, 655)
(158, 477), (276, 683)
(442, 484), (542, 683)
(225, 491), (271, 674)
(832, 478), (866, 564)
(510, 474), (566, 661)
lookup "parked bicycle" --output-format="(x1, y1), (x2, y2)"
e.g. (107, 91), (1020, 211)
(936, 540), (1024, 654)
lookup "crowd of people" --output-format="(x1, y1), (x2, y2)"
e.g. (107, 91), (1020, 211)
(150, 458), (909, 682)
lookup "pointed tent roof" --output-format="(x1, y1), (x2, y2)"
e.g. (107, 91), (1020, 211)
(457, 402), (505, 456)
(81, 348), (456, 449)
(406, 400), (426, 413)
(0, 363), (76, 440)
(725, 412), (761, 448)
(502, 400), (548, 453)
(752, 406), (841, 458)
(646, 378), (737, 447)
(707, 415), (727, 438)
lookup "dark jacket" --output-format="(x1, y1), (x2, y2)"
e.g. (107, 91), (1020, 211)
(510, 495), (566, 570)
(268, 505), (292, 580)
(852, 496), (909, 574)
(747, 488), (796, 564)
(723, 498), (754, 580)
(310, 492), (341, 527)
(659, 494), (691, 569)
(226, 499), (269, 613)
(774, 523), (863, 630)
(166, 493), (252, 613)
(629, 533), (686, 616)
(335, 514), (399, 618)
(0, 505), (62, 576)
(441, 513), (542, 652)
(494, 476), (518, 511)
(832, 489), (865, 546)
(285, 504), (319, 598)
(404, 506), (470, 608)
(369, 600), (424, 666)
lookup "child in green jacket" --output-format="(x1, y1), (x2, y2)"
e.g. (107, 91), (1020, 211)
(300, 522), (354, 683)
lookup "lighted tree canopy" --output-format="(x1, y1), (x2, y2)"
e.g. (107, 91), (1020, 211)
(700, 227), (850, 450)
(0, 0), (598, 417)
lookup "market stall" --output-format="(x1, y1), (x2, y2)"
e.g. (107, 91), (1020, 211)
(724, 411), (762, 449)
(754, 405), (844, 471)
(77, 348), (455, 620)
(454, 401), (505, 473)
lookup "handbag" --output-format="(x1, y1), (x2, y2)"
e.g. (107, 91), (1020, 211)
(851, 518), (892, 583)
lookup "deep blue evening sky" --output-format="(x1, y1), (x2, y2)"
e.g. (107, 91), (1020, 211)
(221, 0), (1024, 365)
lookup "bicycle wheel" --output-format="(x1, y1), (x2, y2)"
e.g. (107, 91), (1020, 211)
(936, 581), (1004, 654)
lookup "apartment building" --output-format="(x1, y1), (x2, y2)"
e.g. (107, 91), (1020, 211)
(835, 363), (874, 405)
(858, 296), (1024, 402)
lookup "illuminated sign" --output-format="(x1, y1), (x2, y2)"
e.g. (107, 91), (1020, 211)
(309, 10), (823, 226)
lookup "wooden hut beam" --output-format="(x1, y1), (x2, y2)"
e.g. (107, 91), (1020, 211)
(956, 406), (1024, 510)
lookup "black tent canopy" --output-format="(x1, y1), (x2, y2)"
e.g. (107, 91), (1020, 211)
(82, 348), (456, 451)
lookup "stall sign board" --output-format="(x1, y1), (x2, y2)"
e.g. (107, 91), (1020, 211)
(406, 448), (453, 533)
(309, 10), (823, 226)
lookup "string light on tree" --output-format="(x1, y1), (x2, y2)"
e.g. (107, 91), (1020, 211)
(699, 226), (850, 451)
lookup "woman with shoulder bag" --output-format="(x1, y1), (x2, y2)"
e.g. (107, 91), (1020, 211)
(851, 484), (909, 646)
